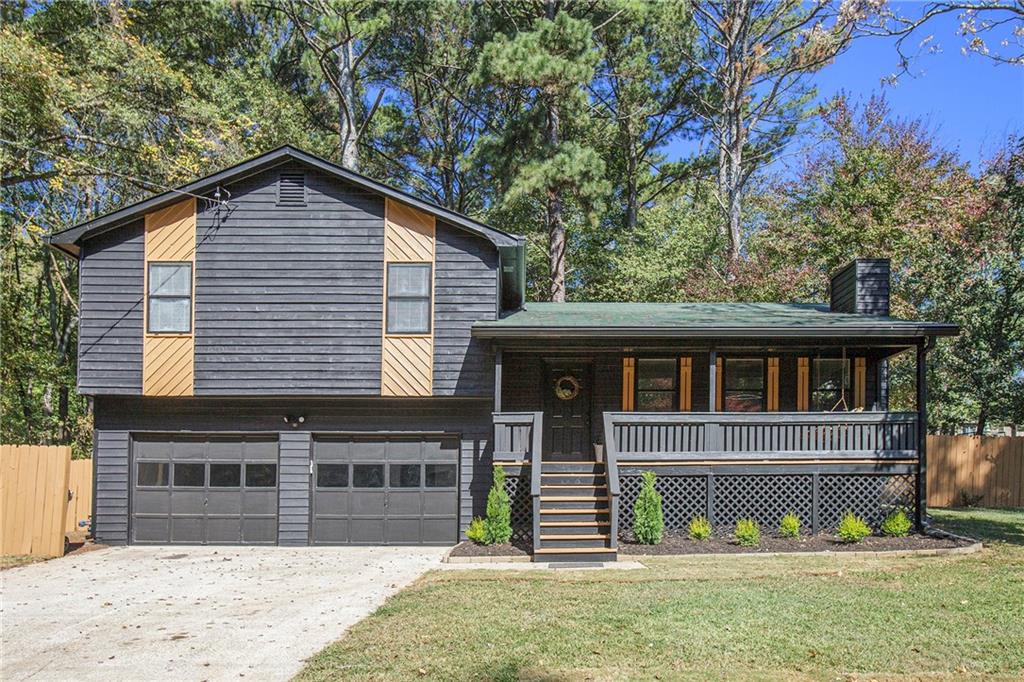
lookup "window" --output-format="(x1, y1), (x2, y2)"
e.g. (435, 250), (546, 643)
(137, 462), (168, 487)
(148, 262), (192, 333)
(812, 358), (851, 411)
(424, 464), (457, 488)
(390, 464), (421, 488)
(244, 463), (277, 488)
(636, 358), (677, 411)
(352, 464), (385, 488)
(317, 463), (349, 488)
(724, 358), (764, 412)
(386, 263), (431, 334)
(209, 463), (241, 488)
(173, 462), (205, 487)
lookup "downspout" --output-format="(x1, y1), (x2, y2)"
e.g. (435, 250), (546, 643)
(915, 337), (933, 531)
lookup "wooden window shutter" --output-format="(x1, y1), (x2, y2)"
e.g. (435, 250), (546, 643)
(678, 357), (692, 411)
(767, 357), (780, 411)
(796, 357), (809, 411)
(715, 356), (723, 412)
(854, 357), (867, 409)
(622, 357), (636, 411)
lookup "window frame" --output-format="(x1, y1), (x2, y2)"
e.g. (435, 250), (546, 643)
(147, 261), (193, 334)
(722, 357), (766, 412)
(172, 461), (206, 488)
(208, 462), (242, 489)
(136, 461), (170, 488)
(633, 357), (679, 412)
(811, 357), (852, 412)
(243, 462), (277, 489)
(385, 263), (432, 335)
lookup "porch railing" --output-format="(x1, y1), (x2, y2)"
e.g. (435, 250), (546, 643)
(604, 412), (920, 461)
(493, 412), (543, 551)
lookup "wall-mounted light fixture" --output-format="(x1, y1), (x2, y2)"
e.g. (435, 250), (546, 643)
(283, 415), (306, 428)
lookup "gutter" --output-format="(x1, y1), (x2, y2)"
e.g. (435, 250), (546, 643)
(472, 324), (960, 339)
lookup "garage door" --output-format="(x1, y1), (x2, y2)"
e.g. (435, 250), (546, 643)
(131, 435), (279, 545)
(311, 435), (459, 545)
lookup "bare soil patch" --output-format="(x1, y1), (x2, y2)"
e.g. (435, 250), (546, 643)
(619, 529), (972, 555)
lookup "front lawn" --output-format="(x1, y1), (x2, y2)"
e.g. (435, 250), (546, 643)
(297, 508), (1024, 681)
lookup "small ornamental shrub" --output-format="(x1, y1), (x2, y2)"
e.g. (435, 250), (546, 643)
(484, 466), (512, 545)
(881, 508), (912, 537)
(633, 471), (664, 544)
(466, 517), (487, 544)
(734, 518), (761, 547)
(779, 512), (802, 539)
(837, 511), (872, 543)
(688, 515), (712, 541)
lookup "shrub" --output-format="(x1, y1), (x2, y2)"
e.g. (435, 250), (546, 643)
(688, 515), (712, 541)
(483, 466), (512, 544)
(779, 512), (801, 538)
(837, 511), (871, 543)
(633, 471), (664, 544)
(466, 517), (487, 544)
(734, 518), (760, 547)
(881, 508), (912, 537)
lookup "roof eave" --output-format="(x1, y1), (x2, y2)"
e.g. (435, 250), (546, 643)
(472, 324), (960, 339)
(47, 145), (523, 249)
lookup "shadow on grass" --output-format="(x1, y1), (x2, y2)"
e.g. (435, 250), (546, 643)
(930, 507), (1024, 545)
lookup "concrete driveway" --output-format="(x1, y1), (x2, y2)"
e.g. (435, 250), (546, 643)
(1, 545), (446, 681)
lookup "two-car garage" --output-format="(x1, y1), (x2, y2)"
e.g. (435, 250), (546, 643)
(130, 433), (460, 546)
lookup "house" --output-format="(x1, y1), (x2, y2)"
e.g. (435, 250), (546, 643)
(48, 146), (958, 561)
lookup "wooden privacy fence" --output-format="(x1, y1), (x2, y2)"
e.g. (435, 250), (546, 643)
(927, 435), (1023, 509)
(1, 445), (93, 558)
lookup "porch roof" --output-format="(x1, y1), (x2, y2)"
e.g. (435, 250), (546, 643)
(472, 302), (958, 339)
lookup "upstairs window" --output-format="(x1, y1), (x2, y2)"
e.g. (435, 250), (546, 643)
(724, 358), (764, 412)
(635, 358), (677, 411)
(147, 262), (192, 333)
(386, 263), (432, 334)
(812, 358), (851, 411)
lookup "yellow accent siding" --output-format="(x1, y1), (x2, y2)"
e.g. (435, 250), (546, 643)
(621, 357), (635, 411)
(381, 199), (436, 397)
(143, 198), (195, 397)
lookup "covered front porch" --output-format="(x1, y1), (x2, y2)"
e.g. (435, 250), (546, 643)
(473, 301), (957, 561)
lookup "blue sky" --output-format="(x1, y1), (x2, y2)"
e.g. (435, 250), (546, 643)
(666, 9), (1024, 175)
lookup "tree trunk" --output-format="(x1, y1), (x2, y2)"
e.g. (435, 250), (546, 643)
(975, 407), (988, 436)
(714, 0), (750, 265)
(546, 98), (566, 302)
(338, 39), (359, 170)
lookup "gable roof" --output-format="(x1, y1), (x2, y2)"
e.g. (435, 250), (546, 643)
(473, 302), (959, 339)
(46, 145), (524, 257)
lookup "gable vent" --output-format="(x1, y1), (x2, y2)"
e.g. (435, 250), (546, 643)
(277, 172), (306, 206)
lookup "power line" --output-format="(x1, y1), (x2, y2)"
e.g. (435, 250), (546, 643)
(0, 138), (233, 209)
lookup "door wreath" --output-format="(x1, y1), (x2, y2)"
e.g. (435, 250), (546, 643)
(554, 374), (581, 401)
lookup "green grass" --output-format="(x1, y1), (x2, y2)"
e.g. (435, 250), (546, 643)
(0, 555), (45, 570)
(297, 508), (1024, 681)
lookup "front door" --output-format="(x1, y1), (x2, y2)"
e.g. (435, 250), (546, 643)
(543, 361), (593, 461)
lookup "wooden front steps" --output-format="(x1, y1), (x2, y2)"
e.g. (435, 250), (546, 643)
(535, 461), (617, 562)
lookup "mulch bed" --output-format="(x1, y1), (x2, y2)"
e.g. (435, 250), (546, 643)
(448, 541), (531, 558)
(619, 529), (974, 555)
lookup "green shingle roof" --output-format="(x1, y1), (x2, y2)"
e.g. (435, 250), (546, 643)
(472, 302), (958, 339)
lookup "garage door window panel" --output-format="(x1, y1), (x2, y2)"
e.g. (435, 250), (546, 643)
(245, 463), (277, 488)
(424, 464), (457, 488)
(317, 463), (349, 488)
(173, 462), (205, 487)
(209, 463), (241, 488)
(137, 462), (169, 487)
(353, 464), (384, 488)
(390, 464), (421, 488)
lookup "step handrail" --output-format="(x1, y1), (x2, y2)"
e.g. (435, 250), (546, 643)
(527, 412), (543, 554)
(603, 413), (621, 550)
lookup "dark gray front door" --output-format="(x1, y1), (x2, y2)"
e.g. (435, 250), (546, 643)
(544, 361), (593, 461)
(311, 435), (459, 545)
(131, 435), (279, 545)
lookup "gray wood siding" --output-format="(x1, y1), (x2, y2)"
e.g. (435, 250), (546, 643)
(93, 397), (493, 544)
(93, 429), (130, 544)
(278, 431), (312, 545)
(830, 259), (890, 316)
(78, 221), (144, 394)
(194, 162), (385, 395)
(433, 222), (498, 396)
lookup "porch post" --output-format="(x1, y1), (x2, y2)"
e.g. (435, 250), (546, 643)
(915, 340), (929, 530)
(494, 348), (503, 412)
(709, 349), (717, 412)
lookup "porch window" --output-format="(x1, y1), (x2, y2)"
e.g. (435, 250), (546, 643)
(723, 358), (764, 412)
(636, 358), (677, 411)
(812, 358), (851, 411)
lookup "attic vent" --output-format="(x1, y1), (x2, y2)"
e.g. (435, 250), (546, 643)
(277, 172), (306, 206)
